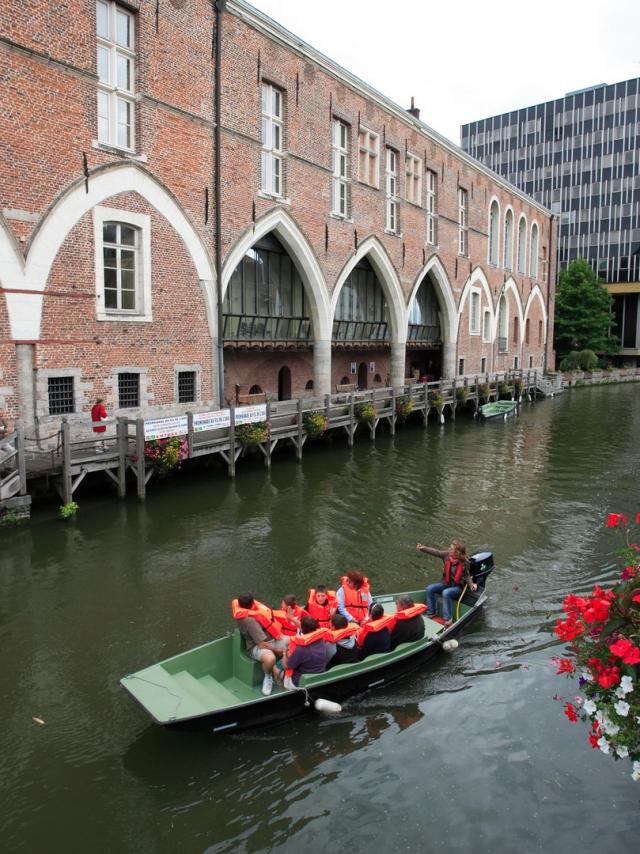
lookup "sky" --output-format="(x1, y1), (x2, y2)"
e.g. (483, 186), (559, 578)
(246, 0), (640, 145)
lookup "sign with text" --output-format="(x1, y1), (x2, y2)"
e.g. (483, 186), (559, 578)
(143, 415), (188, 441)
(235, 404), (267, 425)
(193, 409), (231, 432)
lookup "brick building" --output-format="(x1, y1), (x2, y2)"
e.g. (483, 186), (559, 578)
(0, 0), (557, 440)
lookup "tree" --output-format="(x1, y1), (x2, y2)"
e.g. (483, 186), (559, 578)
(554, 258), (619, 356)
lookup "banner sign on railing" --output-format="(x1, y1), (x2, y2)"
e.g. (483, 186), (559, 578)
(143, 415), (188, 441)
(192, 404), (268, 434)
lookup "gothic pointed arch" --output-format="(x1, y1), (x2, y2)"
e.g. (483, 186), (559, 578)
(407, 254), (457, 344)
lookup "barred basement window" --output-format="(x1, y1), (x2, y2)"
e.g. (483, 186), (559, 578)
(118, 372), (139, 408)
(177, 371), (196, 403)
(48, 376), (75, 415)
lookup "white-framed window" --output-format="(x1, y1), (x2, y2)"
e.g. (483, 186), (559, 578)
(517, 215), (527, 274)
(358, 127), (379, 188)
(426, 169), (437, 244)
(385, 147), (399, 232)
(480, 356), (487, 373)
(458, 188), (468, 255)
(504, 208), (514, 270)
(488, 200), (499, 265)
(482, 309), (492, 343)
(331, 119), (350, 217)
(93, 206), (151, 322)
(405, 153), (422, 205)
(261, 83), (284, 196)
(96, 0), (135, 150)
(469, 289), (480, 334)
(530, 223), (539, 279)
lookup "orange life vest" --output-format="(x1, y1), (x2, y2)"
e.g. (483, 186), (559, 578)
(306, 588), (338, 628)
(340, 575), (371, 622)
(394, 603), (428, 620)
(273, 605), (308, 636)
(231, 598), (282, 639)
(285, 627), (331, 678)
(328, 622), (359, 643)
(443, 559), (466, 586)
(356, 614), (396, 648)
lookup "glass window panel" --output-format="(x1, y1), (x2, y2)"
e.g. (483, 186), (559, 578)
(256, 249), (269, 315)
(96, 1), (109, 38)
(104, 287), (118, 309)
(104, 267), (117, 290)
(120, 249), (135, 270)
(117, 55), (131, 91)
(244, 252), (256, 315)
(103, 221), (117, 243)
(120, 225), (136, 245)
(97, 46), (110, 83)
(269, 252), (281, 315)
(280, 256), (292, 315)
(272, 89), (281, 117)
(115, 10), (131, 48)
(103, 246), (117, 266)
(121, 269), (135, 293)
(121, 288), (136, 310)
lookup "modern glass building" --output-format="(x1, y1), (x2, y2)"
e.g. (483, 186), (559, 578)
(461, 78), (640, 361)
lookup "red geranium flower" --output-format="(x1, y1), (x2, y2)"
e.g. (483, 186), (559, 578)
(606, 513), (628, 528)
(632, 593), (640, 603)
(596, 666), (621, 688)
(636, 512), (640, 525)
(564, 702), (578, 722)
(621, 566), (637, 581)
(555, 657), (575, 674)
(555, 617), (586, 642)
(609, 637), (640, 665)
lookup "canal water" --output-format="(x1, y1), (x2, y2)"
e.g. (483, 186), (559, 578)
(1, 385), (639, 853)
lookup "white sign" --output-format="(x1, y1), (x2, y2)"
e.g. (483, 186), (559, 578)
(143, 415), (188, 441)
(193, 409), (231, 432)
(235, 404), (267, 425)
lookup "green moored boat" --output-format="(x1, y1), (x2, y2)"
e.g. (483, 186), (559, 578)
(120, 553), (494, 732)
(479, 400), (517, 420)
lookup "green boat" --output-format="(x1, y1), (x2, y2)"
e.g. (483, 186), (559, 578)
(479, 400), (517, 420)
(120, 553), (494, 732)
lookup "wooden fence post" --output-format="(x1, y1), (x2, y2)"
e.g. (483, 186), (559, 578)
(296, 398), (303, 461)
(16, 425), (27, 496)
(390, 386), (396, 436)
(229, 405), (236, 478)
(348, 390), (355, 447)
(265, 401), (272, 467)
(135, 418), (146, 499)
(324, 394), (331, 437)
(61, 418), (72, 504)
(116, 417), (127, 498)
(187, 411), (194, 458)
(423, 383), (428, 426)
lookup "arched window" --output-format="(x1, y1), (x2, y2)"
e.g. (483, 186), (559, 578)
(517, 216), (527, 274)
(504, 209), (513, 271)
(408, 273), (442, 343)
(340, 376), (350, 385)
(305, 379), (314, 390)
(498, 295), (508, 352)
(488, 200), (499, 266)
(512, 316), (519, 344)
(249, 384), (263, 395)
(530, 223), (539, 279)
(525, 318), (530, 344)
(334, 257), (389, 342)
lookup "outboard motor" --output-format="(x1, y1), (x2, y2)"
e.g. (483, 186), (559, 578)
(468, 551), (494, 590)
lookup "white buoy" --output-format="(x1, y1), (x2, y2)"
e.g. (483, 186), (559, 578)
(442, 639), (459, 653)
(314, 698), (342, 714)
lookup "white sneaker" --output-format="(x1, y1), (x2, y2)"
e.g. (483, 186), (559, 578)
(261, 675), (273, 696)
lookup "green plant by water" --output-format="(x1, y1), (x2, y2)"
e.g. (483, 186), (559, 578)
(59, 501), (79, 520)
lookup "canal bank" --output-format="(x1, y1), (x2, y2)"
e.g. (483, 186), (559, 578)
(1, 384), (639, 852)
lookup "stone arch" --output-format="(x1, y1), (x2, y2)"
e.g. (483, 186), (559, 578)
(458, 266), (495, 338)
(221, 207), (331, 341)
(0, 162), (216, 340)
(496, 277), (525, 339)
(331, 235), (406, 343)
(488, 196), (500, 266)
(523, 284), (548, 338)
(408, 254), (457, 344)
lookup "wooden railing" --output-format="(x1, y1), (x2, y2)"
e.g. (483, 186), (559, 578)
(0, 429), (27, 503)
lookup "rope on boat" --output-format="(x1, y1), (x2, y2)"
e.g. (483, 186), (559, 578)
(124, 674), (184, 720)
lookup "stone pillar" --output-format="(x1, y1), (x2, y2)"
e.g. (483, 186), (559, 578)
(313, 338), (331, 398)
(442, 341), (456, 379)
(390, 342), (406, 389)
(15, 344), (35, 432)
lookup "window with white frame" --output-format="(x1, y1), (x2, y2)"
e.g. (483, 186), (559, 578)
(94, 206), (151, 321)
(504, 209), (514, 270)
(458, 188), (468, 255)
(517, 216), (527, 274)
(358, 127), (379, 187)
(261, 83), (284, 196)
(482, 309), (492, 342)
(480, 356), (487, 373)
(385, 148), (399, 232)
(488, 200), (499, 265)
(96, 0), (135, 150)
(469, 289), (480, 334)
(331, 119), (350, 217)
(426, 170), (437, 244)
(530, 223), (539, 279)
(405, 153), (422, 205)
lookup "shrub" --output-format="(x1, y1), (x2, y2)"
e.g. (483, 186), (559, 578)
(144, 436), (189, 475)
(478, 383), (490, 400)
(236, 422), (268, 446)
(578, 349), (599, 371)
(428, 391), (444, 409)
(498, 381), (510, 396)
(302, 410), (327, 439)
(395, 397), (414, 422)
(559, 351), (581, 371)
(514, 378), (524, 396)
(355, 402), (375, 422)
(455, 386), (468, 403)
(59, 501), (79, 520)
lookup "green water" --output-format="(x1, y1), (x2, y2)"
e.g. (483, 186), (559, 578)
(1, 385), (639, 852)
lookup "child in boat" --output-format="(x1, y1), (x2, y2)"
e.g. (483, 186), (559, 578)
(306, 585), (338, 628)
(282, 615), (336, 689)
(275, 595), (308, 636)
(357, 603), (392, 659)
(337, 571), (372, 624)
(327, 613), (359, 666)
(389, 596), (426, 649)
(416, 539), (477, 626)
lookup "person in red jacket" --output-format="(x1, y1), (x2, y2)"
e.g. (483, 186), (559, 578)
(91, 398), (108, 452)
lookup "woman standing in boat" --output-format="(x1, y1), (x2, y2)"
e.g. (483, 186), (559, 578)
(416, 540), (477, 626)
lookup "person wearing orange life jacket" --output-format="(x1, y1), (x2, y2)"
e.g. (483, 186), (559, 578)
(306, 585), (338, 628)
(281, 615), (336, 689)
(232, 592), (288, 696)
(416, 539), (477, 626)
(327, 612), (360, 666)
(273, 595), (309, 636)
(337, 571), (372, 624)
(390, 596), (427, 649)
(357, 603), (393, 659)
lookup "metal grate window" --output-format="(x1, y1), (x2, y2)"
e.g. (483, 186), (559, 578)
(177, 371), (196, 403)
(118, 372), (139, 408)
(48, 376), (75, 415)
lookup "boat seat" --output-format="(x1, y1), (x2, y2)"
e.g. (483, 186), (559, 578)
(173, 670), (241, 711)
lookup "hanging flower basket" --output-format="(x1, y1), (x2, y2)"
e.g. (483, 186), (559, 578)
(455, 386), (469, 403)
(355, 402), (375, 423)
(514, 378), (524, 397)
(395, 397), (414, 423)
(478, 383), (490, 400)
(143, 436), (188, 476)
(498, 381), (510, 397)
(303, 410), (328, 439)
(428, 391), (444, 409)
(553, 511), (640, 782)
(236, 421), (268, 446)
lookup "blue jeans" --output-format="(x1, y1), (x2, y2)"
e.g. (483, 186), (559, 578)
(426, 583), (462, 620)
